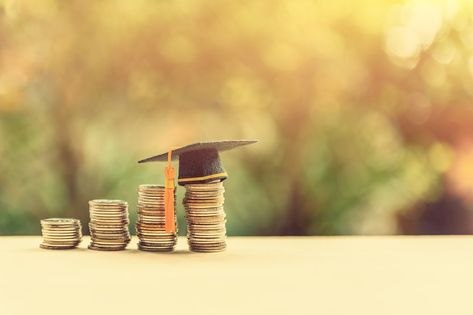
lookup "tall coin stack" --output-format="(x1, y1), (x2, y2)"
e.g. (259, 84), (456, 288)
(136, 184), (177, 252)
(40, 218), (82, 250)
(88, 199), (130, 251)
(183, 181), (227, 252)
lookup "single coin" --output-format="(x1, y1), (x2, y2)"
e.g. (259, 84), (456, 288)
(41, 218), (80, 225)
(88, 244), (127, 251)
(89, 199), (127, 205)
(42, 229), (81, 235)
(138, 245), (174, 252)
(40, 244), (78, 250)
(89, 223), (129, 230)
(137, 239), (177, 245)
(139, 184), (166, 189)
(138, 240), (176, 247)
(43, 235), (81, 242)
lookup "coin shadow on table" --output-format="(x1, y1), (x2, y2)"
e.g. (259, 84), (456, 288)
(123, 248), (193, 255)
(29, 247), (89, 252)
(171, 249), (194, 255)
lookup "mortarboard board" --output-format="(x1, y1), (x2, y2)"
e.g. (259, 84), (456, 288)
(138, 140), (257, 185)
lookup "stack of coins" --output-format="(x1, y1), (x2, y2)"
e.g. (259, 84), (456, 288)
(136, 184), (177, 252)
(183, 181), (227, 252)
(40, 218), (82, 250)
(88, 199), (130, 251)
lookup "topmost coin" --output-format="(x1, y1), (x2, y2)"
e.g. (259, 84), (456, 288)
(41, 218), (80, 226)
(139, 184), (165, 190)
(89, 199), (128, 206)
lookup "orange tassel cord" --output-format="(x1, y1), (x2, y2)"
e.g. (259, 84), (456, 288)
(164, 149), (176, 233)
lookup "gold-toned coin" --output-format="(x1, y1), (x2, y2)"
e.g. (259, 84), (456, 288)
(40, 244), (77, 250)
(138, 244), (174, 252)
(42, 237), (81, 242)
(42, 229), (80, 235)
(41, 218), (80, 225)
(89, 199), (127, 205)
(88, 244), (127, 251)
(139, 184), (166, 189)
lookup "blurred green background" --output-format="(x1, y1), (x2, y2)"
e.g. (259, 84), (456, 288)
(1, 0), (473, 236)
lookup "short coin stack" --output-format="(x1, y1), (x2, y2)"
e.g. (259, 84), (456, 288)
(40, 218), (82, 250)
(88, 199), (130, 251)
(136, 184), (177, 252)
(183, 181), (227, 252)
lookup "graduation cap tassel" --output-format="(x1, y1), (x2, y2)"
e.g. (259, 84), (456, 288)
(164, 149), (176, 233)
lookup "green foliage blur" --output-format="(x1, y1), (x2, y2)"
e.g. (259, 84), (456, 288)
(1, 0), (473, 236)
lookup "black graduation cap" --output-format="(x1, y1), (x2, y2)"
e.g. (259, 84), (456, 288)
(138, 140), (257, 185)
